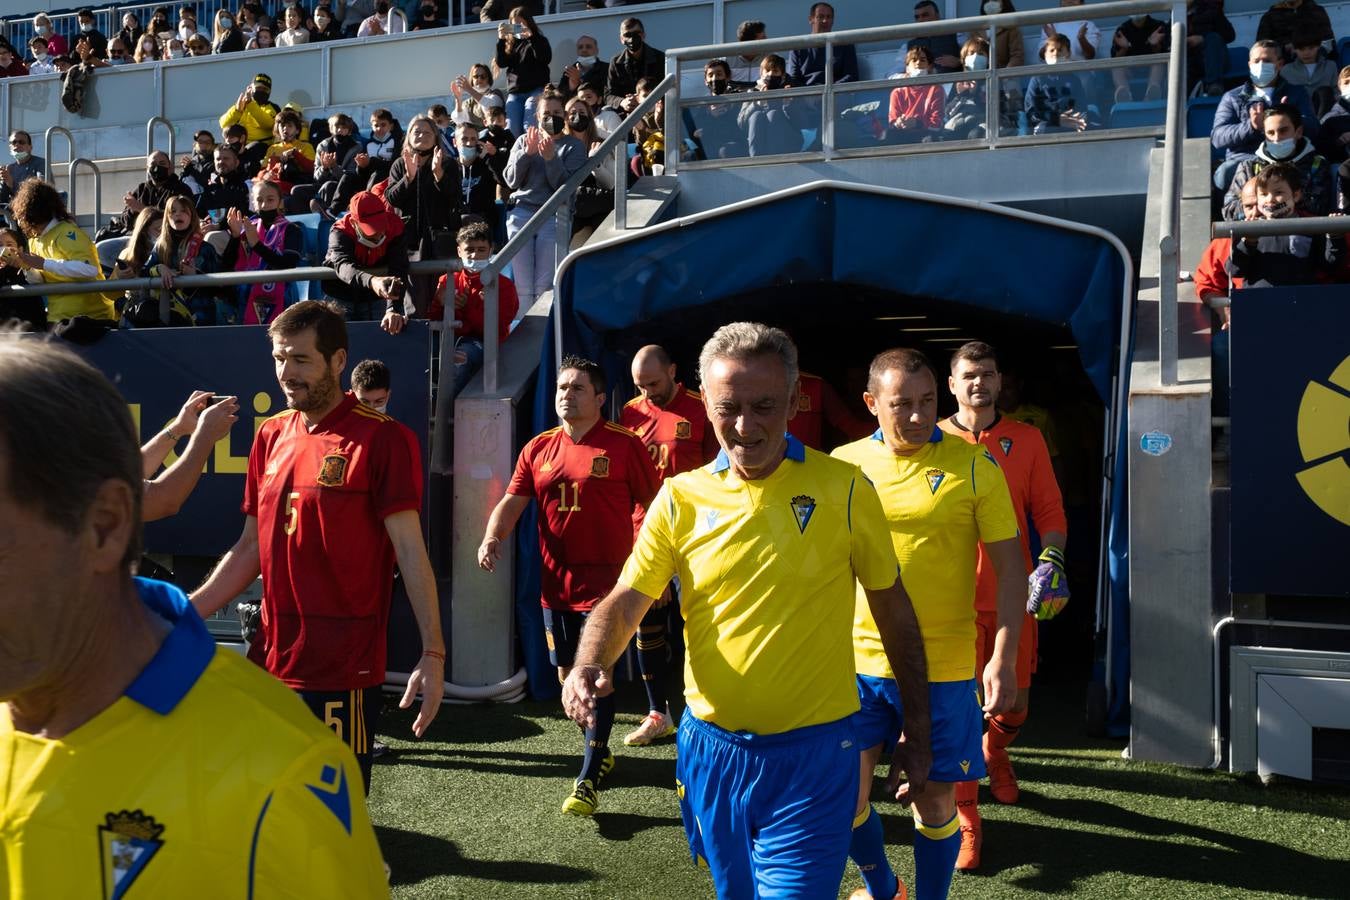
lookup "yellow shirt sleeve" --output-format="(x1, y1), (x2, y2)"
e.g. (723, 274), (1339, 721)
(973, 449), (1020, 545)
(848, 472), (901, 591)
(250, 743), (389, 899)
(619, 480), (678, 600)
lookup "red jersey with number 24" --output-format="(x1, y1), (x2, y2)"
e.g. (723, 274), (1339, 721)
(243, 392), (422, 691)
(618, 383), (719, 480)
(507, 421), (660, 612)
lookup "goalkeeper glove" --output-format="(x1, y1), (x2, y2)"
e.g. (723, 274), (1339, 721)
(1027, 545), (1069, 620)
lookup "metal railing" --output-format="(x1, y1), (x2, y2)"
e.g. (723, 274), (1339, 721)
(67, 158), (104, 235)
(147, 115), (175, 159)
(43, 125), (73, 182)
(1207, 215), (1350, 309)
(1157, 0), (1187, 387)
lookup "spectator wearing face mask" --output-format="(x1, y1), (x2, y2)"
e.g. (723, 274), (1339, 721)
(413, 1), (447, 30)
(887, 47), (944, 144)
(1228, 162), (1340, 286)
(95, 150), (191, 254)
(27, 38), (57, 76)
(1026, 34), (1091, 134)
(556, 34), (608, 101)
(479, 102), (515, 200)
(213, 9), (246, 54)
(133, 32), (162, 64)
(220, 74), (281, 173)
(178, 6), (201, 42)
(324, 190), (413, 330)
(178, 130), (217, 195)
(453, 121), (505, 232)
(606, 17), (664, 114)
(688, 59), (746, 160)
(32, 15), (68, 58)
(504, 89), (586, 307)
(1212, 40), (1319, 190)
(74, 9), (109, 60)
(451, 63), (501, 127)
(310, 2), (344, 41)
(786, 3), (858, 86)
(0, 45), (29, 78)
(738, 54), (811, 157)
(1316, 65), (1350, 162)
(223, 179), (304, 325)
(979, 0), (1024, 70)
(0, 131), (43, 214)
(277, 6), (312, 46)
(1223, 104), (1332, 219)
(496, 7), (553, 136)
(197, 145), (250, 217)
(944, 36), (992, 140)
(359, 0), (408, 37)
(427, 220), (519, 394)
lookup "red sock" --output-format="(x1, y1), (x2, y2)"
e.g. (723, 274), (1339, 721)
(987, 709), (1028, 752)
(955, 779), (980, 824)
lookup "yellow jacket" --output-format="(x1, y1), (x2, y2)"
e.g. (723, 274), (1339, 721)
(219, 99), (279, 144)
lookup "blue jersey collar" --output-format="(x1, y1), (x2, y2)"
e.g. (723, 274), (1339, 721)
(124, 577), (217, 715)
(871, 426), (943, 443)
(710, 433), (806, 473)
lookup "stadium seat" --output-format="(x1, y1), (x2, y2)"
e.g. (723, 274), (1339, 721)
(1187, 96), (1220, 139)
(1224, 45), (1247, 85)
(284, 212), (331, 302)
(1338, 36), (1350, 66)
(1108, 100), (1166, 130)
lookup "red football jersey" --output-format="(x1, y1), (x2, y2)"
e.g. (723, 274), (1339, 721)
(940, 415), (1067, 613)
(618, 383), (719, 480)
(788, 371), (872, 450)
(243, 392), (422, 690)
(507, 420), (660, 611)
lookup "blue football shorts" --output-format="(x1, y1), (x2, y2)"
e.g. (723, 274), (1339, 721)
(852, 675), (986, 783)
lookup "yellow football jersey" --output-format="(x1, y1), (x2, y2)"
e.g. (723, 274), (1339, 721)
(833, 429), (1019, 683)
(26, 218), (114, 321)
(621, 435), (900, 735)
(0, 579), (388, 899)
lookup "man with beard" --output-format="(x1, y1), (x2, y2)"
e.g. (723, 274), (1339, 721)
(191, 300), (444, 794)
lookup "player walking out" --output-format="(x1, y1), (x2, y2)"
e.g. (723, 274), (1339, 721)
(834, 348), (1025, 900)
(479, 356), (660, 816)
(939, 342), (1068, 870)
(617, 344), (719, 746)
(562, 324), (931, 896)
(193, 300), (446, 793)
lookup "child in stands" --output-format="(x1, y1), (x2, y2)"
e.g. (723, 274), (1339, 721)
(1025, 33), (1089, 134)
(1228, 162), (1340, 286)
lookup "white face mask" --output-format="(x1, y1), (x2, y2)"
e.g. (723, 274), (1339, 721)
(1249, 61), (1277, 86)
(965, 53), (989, 71)
(370, 402), (388, 414)
(577, 55), (597, 66)
(13, 150), (29, 162)
(80, 22), (93, 33)
(355, 229), (386, 248)
(33, 52), (48, 62)
(1340, 85), (1350, 100)
(983, 1), (1001, 13)
(167, 48), (182, 59)
(462, 257), (489, 272)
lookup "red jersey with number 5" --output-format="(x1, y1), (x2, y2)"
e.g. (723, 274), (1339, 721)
(618, 383), (719, 481)
(243, 392), (422, 691)
(507, 421), (660, 611)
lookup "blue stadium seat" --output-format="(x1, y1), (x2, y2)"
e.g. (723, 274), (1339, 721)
(1338, 36), (1350, 66)
(1225, 45), (1247, 84)
(1108, 100), (1166, 130)
(283, 212), (331, 302)
(1187, 96), (1220, 139)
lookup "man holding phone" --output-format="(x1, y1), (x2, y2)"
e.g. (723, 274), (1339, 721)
(322, 191), (413, 333)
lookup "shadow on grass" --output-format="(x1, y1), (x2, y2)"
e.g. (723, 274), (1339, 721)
(964, 792), (1345, 896)
(386, 746), (681, 790)
(593, 811), (684, 841)
(377, 824), (595, 886)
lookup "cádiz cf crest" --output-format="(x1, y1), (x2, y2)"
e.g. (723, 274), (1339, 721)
(789, 494), (816, 533)
(925, 468), (945, 494)
(999, 436), (1013, 456)
(590, 455), (610, 478)
(675, 420), (692, 440)
(316, 451), (349, 487)
(99, 810), (165, 900)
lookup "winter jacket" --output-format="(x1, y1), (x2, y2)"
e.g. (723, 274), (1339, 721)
(385, 152), (461, 257)
(1317, 95), (1350, 161)
(1025, 74), (1082, 129)
(1228, 213), (1340, 286)
(1255, 0), (1334, 49)
(605, 44), (664, 108)
(1212, 78), (1318, 158)
(219, 97), (280, 145)
(1222, 138), (1333, 219)
(325, 209), (409, 305)
(495, 34), (552, 95)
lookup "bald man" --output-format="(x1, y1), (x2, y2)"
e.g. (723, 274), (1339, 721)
(617, 345), (719, 745)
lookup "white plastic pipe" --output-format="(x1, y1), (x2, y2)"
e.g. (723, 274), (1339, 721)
(382, 667), (528, 705)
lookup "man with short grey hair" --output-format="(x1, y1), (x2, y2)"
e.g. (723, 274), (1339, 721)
(0, 334), (388, 896)
(562, 322), (931, 898)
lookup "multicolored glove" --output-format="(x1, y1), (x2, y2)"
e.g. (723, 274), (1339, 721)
(1026, 546), (1069, 620)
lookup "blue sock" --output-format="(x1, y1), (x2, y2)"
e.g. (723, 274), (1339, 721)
(913, 813), (961, 900)
(580, 693), (615, 783)
(636, 623), (669, 712)
(849, 806), (899, 899)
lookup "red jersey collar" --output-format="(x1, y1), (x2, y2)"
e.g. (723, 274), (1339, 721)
(303, 391), (359, 433)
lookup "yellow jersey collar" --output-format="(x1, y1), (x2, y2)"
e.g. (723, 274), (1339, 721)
(710, 432), (806, 473)
(871, 426), (943, 443)
(124, 577), (217, 715)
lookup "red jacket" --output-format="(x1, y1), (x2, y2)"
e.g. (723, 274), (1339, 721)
(889, 83), (944, 130)
(429, 270), (519, 343)
(1193, 237), (1242, 301)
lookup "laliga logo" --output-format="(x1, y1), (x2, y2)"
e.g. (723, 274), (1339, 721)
(1294, 354), (1350, 527)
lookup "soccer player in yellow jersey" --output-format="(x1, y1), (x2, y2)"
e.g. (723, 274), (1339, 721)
(833, 348), (1025, 900)
(0, 335), (388, 898)
(562, 323), (931, 898)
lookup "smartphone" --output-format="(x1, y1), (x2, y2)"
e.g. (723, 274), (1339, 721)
(206, 395), (229, 406)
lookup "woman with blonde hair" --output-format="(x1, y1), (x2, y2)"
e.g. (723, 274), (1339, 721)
(149, 195), (220, 323)
(213, 8), (245, 53)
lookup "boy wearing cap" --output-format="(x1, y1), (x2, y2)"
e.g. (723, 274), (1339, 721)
(220, 73), (280, 173)
(324, 191), (413, 333)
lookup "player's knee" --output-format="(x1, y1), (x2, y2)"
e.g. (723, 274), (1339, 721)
(913, 783), (957, 824)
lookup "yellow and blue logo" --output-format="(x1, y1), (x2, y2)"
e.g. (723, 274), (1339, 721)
(99, 810), (165, 900)
(1295, 354), (1350, 527)
(789, 494), (816, 533)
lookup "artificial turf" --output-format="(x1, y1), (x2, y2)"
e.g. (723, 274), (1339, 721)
(366, 681), (1350, 899)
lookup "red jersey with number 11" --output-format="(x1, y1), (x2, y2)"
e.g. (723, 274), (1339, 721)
(507, 421), (660, 612)
(243, 392), (422, 691)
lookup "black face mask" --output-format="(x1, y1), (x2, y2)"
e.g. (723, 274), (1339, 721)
(253, 90), (270, 104)
(256, 208), (279, 226)
(709, 78), (728, 95)
(149, 164), (170, 181)
(623, 36), (643, 53)
(763, 75), (784, 90)
(568, 113), (591, 131)
(421, 5), (436, 16)
(542, 114), (564, 135)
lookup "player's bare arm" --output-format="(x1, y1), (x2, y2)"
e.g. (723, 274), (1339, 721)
(864, 576), (933, 801)
(561, 584), (659, 728)
(190, 516), (262, 618)
(144, 397), (240, 522)
(983, 536), (1026, 716)
(478, 493), (531, 572)
(384, 509), (445, 738)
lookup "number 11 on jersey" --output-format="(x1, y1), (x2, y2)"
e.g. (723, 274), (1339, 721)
(558, 481), (582, 512)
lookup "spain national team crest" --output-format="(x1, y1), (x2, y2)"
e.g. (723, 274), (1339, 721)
(316, 451), (349, 487)
(99, 810), (165, 900)
(590, 454), (610, 478)
(925, 468), (945, 494)
(798, 391), (812, 412)
(789, 494), (816, 533)
(999, 436), (1013, 456)
(675, 419), (692, 440)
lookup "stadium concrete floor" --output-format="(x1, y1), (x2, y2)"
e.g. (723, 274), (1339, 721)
(366, 680), (1349, 899)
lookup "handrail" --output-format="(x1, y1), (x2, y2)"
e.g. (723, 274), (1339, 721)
(147, 116), (175, 160)
(1213, 216), (1350, 237)
(67, 158), (103, 236)
(1157, 0), (1187, 387)
(43, 126), (74, 183)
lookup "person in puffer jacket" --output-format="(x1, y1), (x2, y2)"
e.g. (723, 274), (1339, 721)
(1222, 103), (1333, 219)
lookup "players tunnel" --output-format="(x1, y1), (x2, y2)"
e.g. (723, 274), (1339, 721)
(517, 181), (1135, 715)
